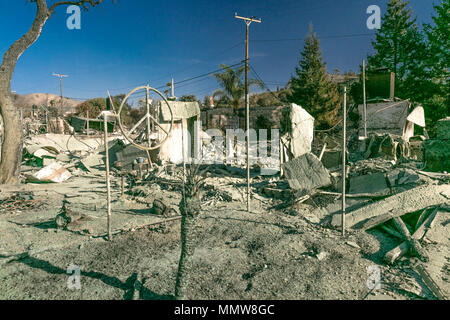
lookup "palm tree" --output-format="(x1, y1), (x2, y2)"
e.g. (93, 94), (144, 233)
(212, 64), (264, 111)
(174, 163), (206, 300)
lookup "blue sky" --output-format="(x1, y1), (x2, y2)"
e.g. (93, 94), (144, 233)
(0, 0), (438, 103)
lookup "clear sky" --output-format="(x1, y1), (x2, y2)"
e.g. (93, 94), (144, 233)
(0, 0), (438, 103)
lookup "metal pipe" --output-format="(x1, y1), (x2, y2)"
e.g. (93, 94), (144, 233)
(104, 115), (112, 241)
(362, 59), (367, 138)
(342, 87), (347, 237)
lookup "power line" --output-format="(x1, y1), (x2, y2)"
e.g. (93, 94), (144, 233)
(159, 61), (245, 88)
(65, 62), (247, 102)
(64, 41), (245, 94)
(251, 32), (376, 43)
(248, 63), (283, 103)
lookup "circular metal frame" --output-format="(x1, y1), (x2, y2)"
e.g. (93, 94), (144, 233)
(116, 85), (174, 151)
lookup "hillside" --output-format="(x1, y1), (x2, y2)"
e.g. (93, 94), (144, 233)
(13, 93), (82, 114)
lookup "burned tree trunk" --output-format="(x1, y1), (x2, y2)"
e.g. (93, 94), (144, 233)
(0, 95), (22, 184)
(0, 0), (49, 184)
(174, 163), (206, 300)
(174, 195), (201, 300)
(0, 0), (103, 184)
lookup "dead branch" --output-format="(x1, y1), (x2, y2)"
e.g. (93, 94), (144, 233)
(48, 0), (103, 16)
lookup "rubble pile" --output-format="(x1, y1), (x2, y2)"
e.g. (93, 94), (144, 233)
(1, 99), (448, 301)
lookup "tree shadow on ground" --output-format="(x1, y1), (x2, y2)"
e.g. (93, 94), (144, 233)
(15, 256), (174, 300)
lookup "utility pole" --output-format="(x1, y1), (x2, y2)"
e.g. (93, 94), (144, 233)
(52, 73), (68, 114)
(235, 13), (261, 213)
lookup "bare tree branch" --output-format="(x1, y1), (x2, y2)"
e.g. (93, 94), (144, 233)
(48, 0), (103, 16)
(0, 0), (49, 92)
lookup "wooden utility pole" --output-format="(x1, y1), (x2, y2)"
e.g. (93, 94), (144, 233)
(342, 87), (347, 237)
(362, 59), (367, 138)
(235, 13), (261, 213)
(52, 73), (68, 113)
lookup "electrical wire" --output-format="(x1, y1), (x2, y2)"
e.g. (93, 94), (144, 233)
(251, 33), (376, 43)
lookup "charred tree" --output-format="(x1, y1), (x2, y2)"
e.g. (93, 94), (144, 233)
(174, 164), (206, 300)
(0, 0), (103, 184)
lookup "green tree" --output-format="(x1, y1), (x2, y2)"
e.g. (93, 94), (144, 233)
(368, 0), (416, 78)
(288, 25), (341, 128)
(424, 0), (449, 85)
(367, 0), (430, 99)
(212, 64), (263, 112)
(423, 0), (449, 131)
(179, 94), (197, 102)
(76, 95), (133, 124)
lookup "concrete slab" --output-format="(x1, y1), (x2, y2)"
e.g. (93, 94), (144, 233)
(282, 153), (331, 191)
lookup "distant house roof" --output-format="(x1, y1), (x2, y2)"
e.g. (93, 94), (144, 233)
(159, 101), (200, 122)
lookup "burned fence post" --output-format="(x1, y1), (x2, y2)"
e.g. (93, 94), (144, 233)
(104, 115), (112, 241)
(341, 86), (347, 237)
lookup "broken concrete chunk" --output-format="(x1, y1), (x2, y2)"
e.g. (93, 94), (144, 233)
(56, 153), (72, 162)
(386, 170), (400, 188)
(406, 106), (426, 127)
(282, 153), (331, 191)
(397, 169), (420, 185)
(281, 104), (314, 159)
(321, 150), (342, 169)
(80, 153), (105, 174)
(349, 172), (389, 195)
(26, 162), (71, 183)
(331, 184), (449, 229)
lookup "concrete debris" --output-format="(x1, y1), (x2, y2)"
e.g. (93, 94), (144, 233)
(364, 133), (410, 162)
(282, 153), (331, 191)
(331, 184), (449, 229)
(281, 103), (314, 159)
(349, 172), (389, 195)
(316, 251), (328, 261)
(406, 106), (426, 128)
(80, 153), (105, 174)
(320, 150), (342, 169)
(414, 263), (449, 300)
(26, 162), (72, 183)
(397, 169), (420, 185)
(358, 100), (410, 138)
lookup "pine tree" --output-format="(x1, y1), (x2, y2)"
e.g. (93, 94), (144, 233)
(367, 0), (430, 100)
(288, 25), (341, 128)
(424, 0), (449, 90)
(422, 0), (449, 130)
(368, 0), (416, 77)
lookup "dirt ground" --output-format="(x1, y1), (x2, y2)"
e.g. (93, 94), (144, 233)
(1, 172), (447, 300)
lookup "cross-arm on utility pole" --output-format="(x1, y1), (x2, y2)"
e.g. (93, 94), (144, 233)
(234, 13), (261, 213)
